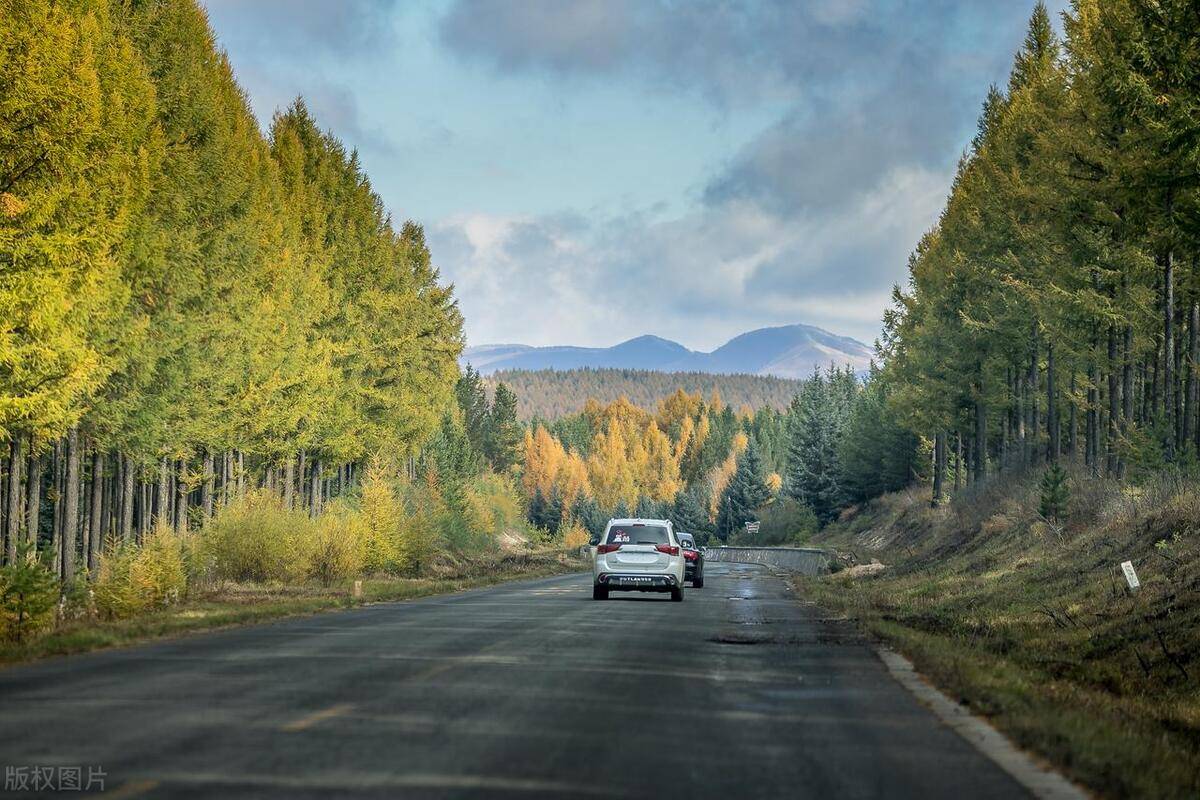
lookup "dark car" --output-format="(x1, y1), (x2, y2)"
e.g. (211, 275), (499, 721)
(676, 532), (704, 588)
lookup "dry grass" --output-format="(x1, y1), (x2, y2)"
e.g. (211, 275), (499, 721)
(808, 464), (1200, 799)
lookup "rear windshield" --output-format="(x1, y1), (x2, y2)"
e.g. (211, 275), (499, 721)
(677, 535), (695, 548)
(606, 524), (669, 545)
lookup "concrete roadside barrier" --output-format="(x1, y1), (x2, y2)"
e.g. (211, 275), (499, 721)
(706, 546), (830, 576)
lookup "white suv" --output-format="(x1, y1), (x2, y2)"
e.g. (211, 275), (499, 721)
(592, 518), (685, 602)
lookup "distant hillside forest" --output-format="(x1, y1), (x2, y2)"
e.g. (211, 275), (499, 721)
(484, 368), (806, 420)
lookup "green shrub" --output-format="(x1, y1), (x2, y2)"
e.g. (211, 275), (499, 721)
(461, 472), (524, 538)
(560, 519), (591, 549)
(0, 541), (59, 643)
(740, 497), (820, 545)
(397, 473), (446, 576)
(307, 500), (365, 586)
(93, 526), (186, 619)
(360, 459), (403, 573)
(203, 490), (310, 583)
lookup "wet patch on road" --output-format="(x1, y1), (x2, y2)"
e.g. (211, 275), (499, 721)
(709, 632), (774, 645)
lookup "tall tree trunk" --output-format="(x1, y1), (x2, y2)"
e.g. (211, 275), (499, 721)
(931, 432), (945, 507)
(1087, 360), (1099, 475)
(1122, 326), (1134, 422)
(954, 433), (963, 492)
(175, 459), (188, 533)
(201, 450), (215, 520)
(1, 450), (7, 561)
(1106, 329), (1120, 477)
(1175, 291), (1185, 445)
(88, 449), (103, 571)
(52, 440), (64, 577)
(156, 457), (170, 528)
(1028, 326), (1039, 464)
(121, 456), (135, 541)
(283, 454), (295, 510)
(1120, 327), (1133, 483)
(297, 450), (307, 509)
(973, 388), (986, 482)
(1138, 360), (1147, 424)
(25, 447), (42, 547)
(102, 457), (113, 541)
(140, 480), (152, 537)
(236, 450), (245, 497)
(221, 450), (232, 507)
(1000, 372), (1009, 469)
(1017, 371), (1027, 466)
(1162, 248), (1176, 459)
(62, 427), (81, 583)
(108, 455), (121, 541)
(310, 459), (323, 519)
(1185, 300), (1199, 456)
(5, 436), (22, 563)
(1046, 341), (1058, 462)
(1067, 373), (1077, 459)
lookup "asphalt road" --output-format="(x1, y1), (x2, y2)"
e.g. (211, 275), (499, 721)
(0, 563), (1031, 799)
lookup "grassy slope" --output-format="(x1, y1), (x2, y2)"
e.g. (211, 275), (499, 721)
(803, 470), (1199, 799)
(1, 550), (584, 667)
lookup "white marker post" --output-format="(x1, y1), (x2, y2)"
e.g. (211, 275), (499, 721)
(1120, 560), (1140, 591)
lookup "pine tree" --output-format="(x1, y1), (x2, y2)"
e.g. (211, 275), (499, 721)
(485, 383), (521, 471)
(420, 411), (480, 511)
(1039, 463), (1070, 523)
(785, 373), (845, 524)
(715, 442), (771, 541)
(839, 376), (920, 502)
(527, 488), (547, 530)
(635, 495), (663, 520)
(611, 499), (630, 521)
(570, 495), (606, 542)
(456, 366), (489, 455)
(544, 487), (564, 533)
(0, 541), (59, 643)
(671, 485), (713, 543)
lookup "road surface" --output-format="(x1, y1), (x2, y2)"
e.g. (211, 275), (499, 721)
(0, 563), (1031, 798)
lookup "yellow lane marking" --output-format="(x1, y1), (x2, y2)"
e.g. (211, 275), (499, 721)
(281, 703), (355, 732)
(103, 779), (160, 798)
(134, 771), (615, 795)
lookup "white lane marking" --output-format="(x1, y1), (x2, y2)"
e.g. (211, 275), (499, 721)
(877, 648), (1089, 800)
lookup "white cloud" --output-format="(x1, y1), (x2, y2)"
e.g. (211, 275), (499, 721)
(431, 161), (950, 350)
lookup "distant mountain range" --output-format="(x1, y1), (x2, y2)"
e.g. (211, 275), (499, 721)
(462, 323), (874, 379)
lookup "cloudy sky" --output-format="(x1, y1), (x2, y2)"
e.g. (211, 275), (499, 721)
(201, 0), (1065, 350)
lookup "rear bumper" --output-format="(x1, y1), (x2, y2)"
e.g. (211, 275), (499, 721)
(596, 573), (679, 592)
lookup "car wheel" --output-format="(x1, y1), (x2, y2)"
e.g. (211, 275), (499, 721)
(670, 586), (684, 602)
(592, 585), (608, 600)
(693, 574), (704, 588)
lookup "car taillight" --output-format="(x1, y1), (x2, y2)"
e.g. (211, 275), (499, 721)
(683, 550), (698, 561)
(597, 543), (621, 554)
(655, 545), (679, 556)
